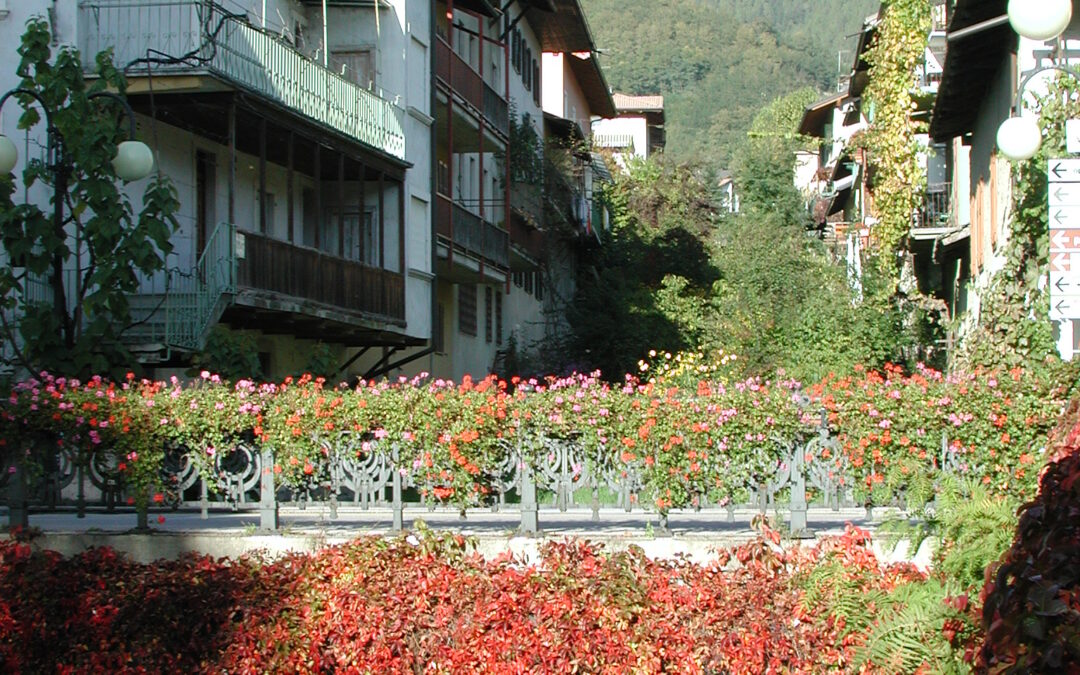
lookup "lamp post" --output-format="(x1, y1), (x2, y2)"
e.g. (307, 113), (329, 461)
(0, 89), (153, 529)
(0, 88), (154, 353)
(996, 0), (1077, 160)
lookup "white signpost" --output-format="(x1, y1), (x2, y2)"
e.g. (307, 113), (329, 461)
(1047, 160), (1080, 359)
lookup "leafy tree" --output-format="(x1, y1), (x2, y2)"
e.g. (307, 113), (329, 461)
(0, 18), (179, 378)
(566, 157), (720, 378)
(731, 87), (818, 225)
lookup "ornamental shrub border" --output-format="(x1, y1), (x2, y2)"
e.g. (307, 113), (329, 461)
(0, 365), (1070, 514)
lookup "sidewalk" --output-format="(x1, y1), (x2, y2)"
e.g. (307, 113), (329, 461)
(8, 504), (932, 567)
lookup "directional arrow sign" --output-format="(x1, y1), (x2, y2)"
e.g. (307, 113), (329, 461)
(1050, 295), (1080, 320)
(1051, 229), (1080, 251)
(1050, 207), (1080, 227)
(1049, 158), (1080, 182)
(1050, 183), (1080, 206)
(1052, 252), (1078, 272)
(1051, 272), (1080, 295)
(1069, 120), (1080, 155)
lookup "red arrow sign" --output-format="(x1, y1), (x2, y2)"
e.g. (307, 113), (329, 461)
(1051, 229), (1080, 251)
(1052, 252), (1075, 272)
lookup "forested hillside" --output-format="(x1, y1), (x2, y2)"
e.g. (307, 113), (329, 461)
(581, 0), (879, 164)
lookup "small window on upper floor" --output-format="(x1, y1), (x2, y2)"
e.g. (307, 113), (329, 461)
(331, 49), (375, 89)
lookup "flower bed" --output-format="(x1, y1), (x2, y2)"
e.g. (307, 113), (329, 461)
(0, 365), (1070, 513)
(0, 526), (919, 674)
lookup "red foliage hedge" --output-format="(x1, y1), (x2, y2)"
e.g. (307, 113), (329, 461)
(978, 399), (1080, 672)
(0, 527), (902, 674)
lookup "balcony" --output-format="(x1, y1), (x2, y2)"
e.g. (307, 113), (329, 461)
(510, 217), (544, 264)
(912, 183), (953, 236)
(436, 195), (509, 269)
(237, 231), (405, 323)
(435, 37), (509, 137)
(78, 0), (405, 160)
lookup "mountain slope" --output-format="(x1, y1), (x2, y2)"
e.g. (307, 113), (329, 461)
(582, 0), (878, 165)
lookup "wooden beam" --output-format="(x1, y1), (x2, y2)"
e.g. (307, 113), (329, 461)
(287, 130), (295, 242)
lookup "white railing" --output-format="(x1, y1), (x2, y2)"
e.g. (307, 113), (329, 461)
(593, 134), (634, 150)
(78, 0), (405, 160)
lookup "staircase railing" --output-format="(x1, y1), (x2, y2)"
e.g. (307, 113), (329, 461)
(165, 222), (236, 351)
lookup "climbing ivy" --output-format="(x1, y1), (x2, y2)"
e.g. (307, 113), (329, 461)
(861, 0), (931, 272)
(953, 75), (1080, 370)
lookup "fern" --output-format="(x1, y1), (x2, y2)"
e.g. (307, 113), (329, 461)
(935, 478), (1019, 590)
(855, 580), (971, 674)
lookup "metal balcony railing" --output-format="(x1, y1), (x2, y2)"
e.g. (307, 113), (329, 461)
(436, 195), (509, 269)
(435, 37), (509, 137)
(78, 0), (405, 160)
(914, 183), (953, 230)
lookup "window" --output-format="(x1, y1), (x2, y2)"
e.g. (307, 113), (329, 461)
(524, 272), (532, 295)
(536, 272), (543, 301)
(341, 209), (379, 266)
(458, 284), (477, 336)
(258, 191), (276, 235)
(533, 61), (541, 105)
(512, 30), (521, 73)
(523, 47), (532, 90)
(484, 285), (493, 343)
(330, 49), (375, 89)
(195, 150), (216, 256)
(495, 289), (503, 344)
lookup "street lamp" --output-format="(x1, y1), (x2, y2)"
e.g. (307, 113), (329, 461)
(996, 1), (1077, 161)
(0, 88), (154, 180)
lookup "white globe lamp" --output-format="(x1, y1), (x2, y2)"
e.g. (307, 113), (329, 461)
(1008, 0), (1073, 41)
(0, 134), (17, 174)
(112, 140), (154, 181)
(997, 115), (1043, 161)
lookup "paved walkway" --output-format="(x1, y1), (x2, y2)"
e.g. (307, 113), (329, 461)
(8, 505), (930, 566)
(20, 504), (878, 536)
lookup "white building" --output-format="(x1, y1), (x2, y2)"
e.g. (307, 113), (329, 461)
(591, 92), (665, 168)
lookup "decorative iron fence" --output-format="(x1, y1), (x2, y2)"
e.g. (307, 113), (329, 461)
(2, 413), (960, 536)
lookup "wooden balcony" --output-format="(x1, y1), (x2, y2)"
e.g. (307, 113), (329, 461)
(237, 231), (405, 323)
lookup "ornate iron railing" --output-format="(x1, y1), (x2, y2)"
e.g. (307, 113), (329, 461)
(78, 0), (406, 160)
(2, 413), (965, 535)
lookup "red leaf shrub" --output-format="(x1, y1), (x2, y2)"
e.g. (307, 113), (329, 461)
(0, 527), (916, 673)
(978, 399), (1080, 672)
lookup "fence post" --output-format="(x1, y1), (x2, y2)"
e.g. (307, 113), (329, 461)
(391, 445), (403, 532)
(259, 448), (278, 531)
(7, 462), (28, 530)
(76, 461), (86, 519)
(519, 441), (538, 535)
(789, 443), (811, 538)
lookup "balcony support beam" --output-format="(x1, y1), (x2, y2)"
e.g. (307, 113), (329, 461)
(379, 172), (386, 268)
(228, 98), (236, 224)
(314, 143), (322, 249)
(259, 117), (267, 234)
(287, 131), (295, 243)
(339, 152), (346, 257)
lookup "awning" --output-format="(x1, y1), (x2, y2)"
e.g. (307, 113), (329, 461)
(831, 174), (857, 193)
(565, 52), (616, 118)
(798, 92), (845, 137)
(591, 152), (613, 183)
(526, 0), (597, 52)
(929, 0), (1013, 141)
